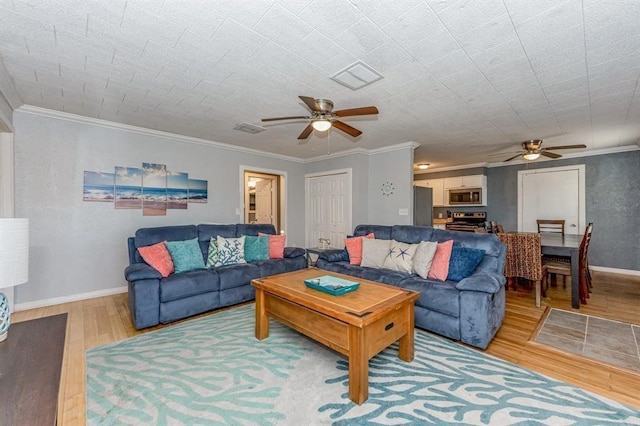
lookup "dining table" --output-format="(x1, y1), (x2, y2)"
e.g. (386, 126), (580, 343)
(540, 232), (583, 308)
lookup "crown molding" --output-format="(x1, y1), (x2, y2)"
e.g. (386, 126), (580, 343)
(304, 141), (420, 163)
(16, 105), (306, 163)
(414, 162), (488, 174)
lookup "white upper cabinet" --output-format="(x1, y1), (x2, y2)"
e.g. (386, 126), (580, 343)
(414, 179), (445, 206)
(444, 175), (486, 189)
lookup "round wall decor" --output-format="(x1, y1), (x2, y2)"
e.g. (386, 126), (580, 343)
(381, 181), (395, 197)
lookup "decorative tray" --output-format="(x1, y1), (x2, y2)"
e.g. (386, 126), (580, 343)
(304, 275), (360, 296)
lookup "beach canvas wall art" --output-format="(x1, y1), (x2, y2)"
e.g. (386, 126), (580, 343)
(83, 162), (207, 215)
(188, 179), (208, 203)
(167, 172), (188, 209)
(83, 171), (114, 202)
(142, 163), (167, 216)
(115, 167), (142, 209)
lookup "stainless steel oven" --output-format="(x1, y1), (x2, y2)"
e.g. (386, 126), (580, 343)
(448, 188), (482, 205)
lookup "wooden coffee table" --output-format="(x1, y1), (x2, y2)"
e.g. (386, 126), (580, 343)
(251, 268), (419, 404)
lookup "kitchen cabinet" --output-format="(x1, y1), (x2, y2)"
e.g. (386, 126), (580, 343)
(414, 179), (445, 206)
(444, 175), (486, 189)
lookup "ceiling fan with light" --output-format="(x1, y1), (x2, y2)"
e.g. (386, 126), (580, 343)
(261, 96), (379, 140)
(502, 140), (587, 162)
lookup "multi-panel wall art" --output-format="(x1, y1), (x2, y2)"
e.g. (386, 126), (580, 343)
(83, 162), (208, 216)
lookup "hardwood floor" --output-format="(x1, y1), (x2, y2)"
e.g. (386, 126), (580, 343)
(12, 270), (640, 425)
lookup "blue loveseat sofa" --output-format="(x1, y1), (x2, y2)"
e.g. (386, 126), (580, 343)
(125, 223), (307, 329)
(316, 225), (507, 349)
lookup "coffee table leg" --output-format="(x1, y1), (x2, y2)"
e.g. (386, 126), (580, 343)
(398, 305), (415, 362)
(255, 288), (269, 340)
(348, 325), (368, 404)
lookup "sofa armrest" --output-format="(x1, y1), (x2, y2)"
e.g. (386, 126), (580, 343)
(455, 272), (506, 294)
(317, 249), (348, 263)
(284, 247), (306, 258)
(125, 263), (162, 281)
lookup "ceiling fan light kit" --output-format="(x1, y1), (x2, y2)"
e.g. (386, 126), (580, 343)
(503, 139), (587, 162)
(522, 152), (541, 161)
(262, 95), (379, 140)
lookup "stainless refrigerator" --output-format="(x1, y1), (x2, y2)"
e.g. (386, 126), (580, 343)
(413, 186), (433, 226)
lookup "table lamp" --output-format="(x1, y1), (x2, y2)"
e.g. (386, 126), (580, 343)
(0, 218), (29, 342)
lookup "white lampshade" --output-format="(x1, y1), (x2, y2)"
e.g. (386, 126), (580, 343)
(523, 152), (541, 161)
(311, 120), (332, 132)
(0, 218), (29, 287)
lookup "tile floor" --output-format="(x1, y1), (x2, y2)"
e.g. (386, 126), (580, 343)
(535, 308), (640, 373)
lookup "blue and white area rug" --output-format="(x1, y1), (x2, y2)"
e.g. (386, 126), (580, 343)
(86, 304), (640, 425)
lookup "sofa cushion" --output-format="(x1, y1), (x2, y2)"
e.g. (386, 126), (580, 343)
(397, 277), (460, 318)
(428, 240), (454, 281)
(137, 241), (174, 277)
(360, 238), (390, 268)
(216, 263), (261, 291)
(216, 236), (246, 266)
(159, 269), (219, 302)
(197, 224), (237, 260)
(353, 225), (391, 240)
(165, 238), (206, 273)
(382, 240), (418, 273)
(391, 225), (434, 244)
(237, 223), (275, 236)
(413, 241), (438, 279)
(360, 267), (410, 286)
(447, 246), (485, 281)
(432, 229), (502, 257)
(244, 235), (270, 262)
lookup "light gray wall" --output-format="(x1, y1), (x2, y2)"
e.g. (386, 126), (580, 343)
(368, 148), (414, 226)
(486, 151), (640, 271)
(13, 110), (307, 304)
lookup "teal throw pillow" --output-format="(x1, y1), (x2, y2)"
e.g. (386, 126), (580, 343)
(164, 238), (205, 274)
(244, 235), (270, 262)
(446, 246), (485, 282)
(206, 237), (218, 269)
(216, 236), (246, 266)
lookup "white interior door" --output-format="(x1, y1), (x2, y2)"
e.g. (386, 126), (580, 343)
(255, 179), (273, 225)
(518, 165), (585, 234)
(306, 171), (351, 249)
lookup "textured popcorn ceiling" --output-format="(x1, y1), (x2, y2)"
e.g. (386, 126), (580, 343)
(1, 0), (639, 169)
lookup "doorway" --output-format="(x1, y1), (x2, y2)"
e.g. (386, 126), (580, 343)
(517, 165), (586, 234)
(243, 170), (282, 232)
(305, 169), (352, 249)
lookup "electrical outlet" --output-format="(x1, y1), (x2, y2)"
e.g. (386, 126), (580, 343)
(398, 208), (408, 216)
(235, 208), (240, 215)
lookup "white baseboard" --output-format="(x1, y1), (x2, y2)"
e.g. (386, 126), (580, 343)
(14, 286), (128, 312)
(590, 265), (640, 277)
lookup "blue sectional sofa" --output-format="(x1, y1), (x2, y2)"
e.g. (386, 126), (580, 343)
(125, 223), (307, 329)
(316, 225), (507, 349)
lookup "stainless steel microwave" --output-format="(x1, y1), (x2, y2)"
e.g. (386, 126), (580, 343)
(448, 188), (483, 205)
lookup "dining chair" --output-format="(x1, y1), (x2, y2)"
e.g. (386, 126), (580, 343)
(497, 232), (547, 308)
(543, 223), (593, 304)
(537, 219), (565, 235)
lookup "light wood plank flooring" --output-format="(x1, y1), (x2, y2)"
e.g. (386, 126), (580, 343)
(11, 270), (640, 425)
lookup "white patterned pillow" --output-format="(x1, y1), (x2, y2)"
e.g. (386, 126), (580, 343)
(205, 237), (218, 269)
(382, 240), (418, 274)
(360, 238), (391, 268)
(412, 241), (438, 279)
(216, 236), (246, 266)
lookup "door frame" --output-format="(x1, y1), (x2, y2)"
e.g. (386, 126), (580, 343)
(304, 168), (352, 248)
(239, 166), (286, 233)
(517, 164), (586, 233)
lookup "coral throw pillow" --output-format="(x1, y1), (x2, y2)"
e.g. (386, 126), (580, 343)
(427, 240), (454, 281)
(259, 233), (286, 259)
(344, 233), (375, 265)
(138, 241), (174, 277)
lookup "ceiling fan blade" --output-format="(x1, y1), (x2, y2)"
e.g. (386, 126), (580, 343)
(261, 115), (309, 122)
(299, 96), (321, 112)
(545, 144), (587, 150)
(503, 153), (524, 162)
(334, 106), (379, 117)
(297, 124), (313, 140)
(332, 120), (362, 137)
(541, 151), (562, 159)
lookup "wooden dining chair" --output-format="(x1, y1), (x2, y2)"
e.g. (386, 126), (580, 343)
(543, 223), (593, 304)
(497, 233), (547, 308)
(537, 219), (565, 235)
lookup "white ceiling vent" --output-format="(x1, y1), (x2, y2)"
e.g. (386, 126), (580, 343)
(234, 122), (266, 134)
(331, 61), (384, 90)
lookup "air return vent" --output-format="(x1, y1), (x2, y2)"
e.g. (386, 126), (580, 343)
(234, 122), (266, 134)
(331, 61), (383, 90)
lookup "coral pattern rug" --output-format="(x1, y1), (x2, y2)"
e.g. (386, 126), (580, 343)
(86, 304), (640, 425)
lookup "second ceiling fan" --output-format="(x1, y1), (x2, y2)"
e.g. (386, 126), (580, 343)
(262, 96), (378, 140)
(503, 140), (587, 162)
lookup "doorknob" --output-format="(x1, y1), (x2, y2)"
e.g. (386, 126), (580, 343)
(570, 224), (577, 227)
